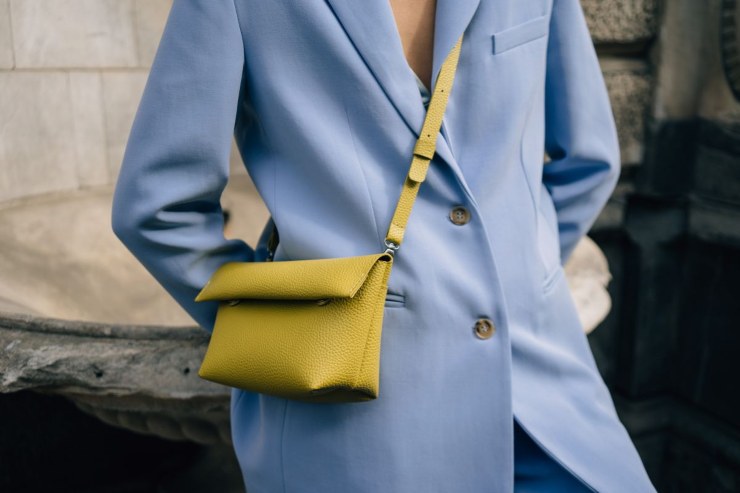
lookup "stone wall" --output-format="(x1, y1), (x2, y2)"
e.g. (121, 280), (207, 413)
(586, 1), (740, 491)
(584, 0), (658, 166)
(0, 0), (172, 204)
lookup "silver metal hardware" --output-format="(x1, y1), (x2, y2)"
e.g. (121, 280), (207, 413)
(226, 299), (241, 306)
(316, 299), (332, 306)
(384, 240), (400, 256)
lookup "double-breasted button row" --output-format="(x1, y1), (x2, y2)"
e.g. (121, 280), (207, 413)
(474, 318), (496, 340)
(449, 206), (471, 225)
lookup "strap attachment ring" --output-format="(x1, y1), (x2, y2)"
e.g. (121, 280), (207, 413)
(383, 239), (400, 256)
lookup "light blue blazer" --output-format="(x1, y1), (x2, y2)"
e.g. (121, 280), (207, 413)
(111, 0), (656, 491)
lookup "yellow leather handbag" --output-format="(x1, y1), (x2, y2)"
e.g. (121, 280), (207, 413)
(194, 36), (464, 403)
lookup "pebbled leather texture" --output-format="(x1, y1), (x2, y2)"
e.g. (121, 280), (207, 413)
(194, 35), (463, 403)
(197, 254), (393, 402)
(195, 253), (387, 301)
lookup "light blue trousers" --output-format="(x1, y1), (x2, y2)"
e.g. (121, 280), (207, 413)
(514, 420), (593, 492)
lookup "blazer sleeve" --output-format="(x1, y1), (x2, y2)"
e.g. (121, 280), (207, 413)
(111, 0), (253, 333)
(542, 0), (621, 265)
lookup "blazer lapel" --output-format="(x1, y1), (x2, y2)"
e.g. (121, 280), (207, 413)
(324, 0), (480, 185)
(324, 0), (424, 138)
(431, 0), (481, 93)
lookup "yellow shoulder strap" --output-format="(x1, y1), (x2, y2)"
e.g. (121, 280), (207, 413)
(384, 35), (464, 252)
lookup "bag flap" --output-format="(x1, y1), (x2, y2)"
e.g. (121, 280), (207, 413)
(195, 253), (391, 302)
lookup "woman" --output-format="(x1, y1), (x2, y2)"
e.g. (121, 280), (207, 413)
(111, 0), (656, 491)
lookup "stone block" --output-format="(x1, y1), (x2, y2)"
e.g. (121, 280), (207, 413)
(69, 72), (109, 187)
(0, 71), (111, 203)
(582, 0), (659, 45)
(11, 0), (138, 68)
(0, 182), (266, 324)
(651, 0), (740, 121)
(601, 58), (653, 165)
(0, 72), (79, 202)
(0, 0), (13, 69)
(0, 312), (231, 446)
(134, 0), (172, 68)
(102, 71), (148, 179)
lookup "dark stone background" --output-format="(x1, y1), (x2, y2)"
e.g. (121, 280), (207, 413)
(590, 120), (740, 492)
(0, 391), (204, 493)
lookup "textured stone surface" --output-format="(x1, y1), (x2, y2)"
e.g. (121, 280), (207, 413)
(102, 71), (148, 178)
(0, 0), (13, 69)
(603, 1), (740, 487)
(652, 0), (708, 120)
(0, 178), (269, 324)
(69, 71), (109, 187)
(0, 312), (231, 445)
(10, 0), (138, 68)
(720, 0), (740, 103)
(653, 0), (740, 122)
(0, 72), (79, 202)
(582, 0), (659, 45)
(602, 59), (653, 165)
(0, 187), (191, 324)
(134, 0), (172, 67)
(0, 71), (114, 201)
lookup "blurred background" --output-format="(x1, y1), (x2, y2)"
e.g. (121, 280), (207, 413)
(0, 0), (739, 492)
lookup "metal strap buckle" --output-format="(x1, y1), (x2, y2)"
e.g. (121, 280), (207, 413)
(384, 240), (400, 256)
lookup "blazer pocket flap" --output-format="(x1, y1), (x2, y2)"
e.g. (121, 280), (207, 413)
(492, 15), (549, 54)
(195, 253), (391, 302)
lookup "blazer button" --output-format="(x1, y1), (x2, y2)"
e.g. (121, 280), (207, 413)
(474, 318), (496, 339)
(449, 206), (471, 225)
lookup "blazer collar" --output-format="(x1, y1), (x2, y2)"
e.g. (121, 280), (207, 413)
(325, 0), (481, 169)
(431, 0), (480, 94)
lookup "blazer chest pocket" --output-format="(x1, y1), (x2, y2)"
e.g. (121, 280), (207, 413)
(491, 15), (549, 55)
